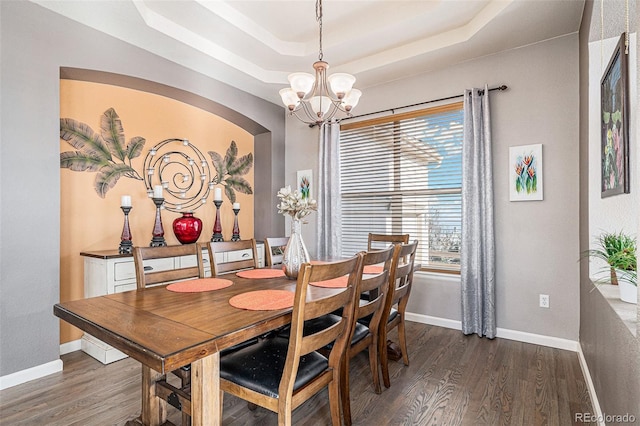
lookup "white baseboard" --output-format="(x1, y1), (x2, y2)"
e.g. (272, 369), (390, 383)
(406, 312), (462, 330)
(406, 312), (579, 351)
(0, 359), (63, 390)
(495, 327), (579, 351)
(577, 343), (605, 426)
(60, 339), (82, 355)
(0, 339), (90, 390)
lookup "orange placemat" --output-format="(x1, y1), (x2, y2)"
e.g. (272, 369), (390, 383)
(236, 269), (286, 279)
(166, 278), (233, 293)
(310, 275), (349, 288)
(364, 265), (384, 274)
(229, 290), (295, 311)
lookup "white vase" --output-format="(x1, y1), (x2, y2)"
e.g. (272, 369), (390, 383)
(282, 219), (310, 280)
(615, 269), (638, 304)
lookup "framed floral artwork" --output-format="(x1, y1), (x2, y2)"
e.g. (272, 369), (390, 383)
(296, 169), (313, 200)
(509, 144), (543, 201)
(600, 33), (630, 198)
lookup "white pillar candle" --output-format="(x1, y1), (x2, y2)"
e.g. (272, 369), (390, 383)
(233, 202), (240, 209)
(153, 185), (163, 198)
(121, 195), (132, 207)
(214, 188), (222, 201)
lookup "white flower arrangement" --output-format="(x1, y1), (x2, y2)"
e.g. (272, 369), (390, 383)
(276, 185), (318, 221)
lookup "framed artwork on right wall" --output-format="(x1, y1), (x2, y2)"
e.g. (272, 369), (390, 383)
(600, 32), (630, 198)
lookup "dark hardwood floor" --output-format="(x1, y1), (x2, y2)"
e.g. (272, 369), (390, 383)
(0, 322), (594, 425)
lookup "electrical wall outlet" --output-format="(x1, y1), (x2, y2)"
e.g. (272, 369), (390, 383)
(539, 294), (550, 308)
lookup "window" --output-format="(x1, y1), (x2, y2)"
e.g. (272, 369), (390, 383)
(339, 102), (463, 273)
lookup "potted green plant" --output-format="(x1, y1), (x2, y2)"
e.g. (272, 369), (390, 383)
(609, 246), (637, 304)
(584, 232), (637, 304)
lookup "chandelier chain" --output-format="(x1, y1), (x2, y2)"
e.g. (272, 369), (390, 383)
(316, 0), (323, 61)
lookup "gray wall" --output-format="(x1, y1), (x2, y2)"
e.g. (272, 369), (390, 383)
(287, 34), (581, 341)
(0, 0), (285, 377)
(579, 0), (640, 418)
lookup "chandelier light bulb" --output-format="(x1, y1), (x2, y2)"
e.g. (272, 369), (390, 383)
(328, 73), (356, 98)
(343, 89), (362, 111)
(279, 88), (300, 111)
(310, 96), (332, 117)
(288, 73), (315, 97)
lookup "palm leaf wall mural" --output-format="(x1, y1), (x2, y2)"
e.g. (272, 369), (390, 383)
(209, 141), (254, 203)
(60, 107), (145, 197)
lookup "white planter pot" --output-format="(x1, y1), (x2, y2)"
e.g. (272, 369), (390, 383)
(616, 269), (638, 304)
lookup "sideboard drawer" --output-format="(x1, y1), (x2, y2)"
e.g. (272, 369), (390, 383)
(114, 282), (137, 293)
(227, 248), (253, 262)
(177, 250), (210, 268)
(113, 257), (174, 282)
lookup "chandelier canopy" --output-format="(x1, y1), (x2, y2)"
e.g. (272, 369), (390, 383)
(279, 0), (361, 126)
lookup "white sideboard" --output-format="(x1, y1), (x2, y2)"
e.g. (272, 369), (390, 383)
(80, 242), (265, 364)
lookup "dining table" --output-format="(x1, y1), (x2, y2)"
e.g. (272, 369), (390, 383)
(53, 269), (345, 426)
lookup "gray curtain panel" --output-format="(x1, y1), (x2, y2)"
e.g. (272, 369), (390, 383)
(461, 85), (496, 338)
(316, 120), (342, 259)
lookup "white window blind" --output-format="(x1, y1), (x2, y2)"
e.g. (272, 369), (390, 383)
(339, 102), (463, 273)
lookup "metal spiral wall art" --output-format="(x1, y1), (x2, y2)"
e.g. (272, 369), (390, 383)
(143, 138), (213, 212)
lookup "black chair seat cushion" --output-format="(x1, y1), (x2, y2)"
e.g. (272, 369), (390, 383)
(220, 336), (328, 399)
(179, 337), (259, 374)
(301, 315), (369, 348)
(357, 307), (398, 327)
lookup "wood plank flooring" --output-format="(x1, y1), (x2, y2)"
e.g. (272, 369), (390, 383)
(0, 322), (594, 425)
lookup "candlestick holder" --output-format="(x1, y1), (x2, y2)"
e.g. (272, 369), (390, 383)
(231, 208), (240, 241)
(150, 197), (167, 247)
(119, 206), (133, 254)
(211, 200), (224, 242)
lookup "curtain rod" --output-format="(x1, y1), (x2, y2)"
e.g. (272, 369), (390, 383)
(323, 84), (508, 127)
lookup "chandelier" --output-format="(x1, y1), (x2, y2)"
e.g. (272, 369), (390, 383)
(279, 0), (361, 126)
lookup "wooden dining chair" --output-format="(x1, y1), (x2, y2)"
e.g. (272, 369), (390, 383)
(132, 243), (206, 426)
(340, 245), (395, 425)
(377, 240), (418, 388)
(367, 233), (410, 251)
(205, 239), (259, 276)
(264, 236), (289, 267)
(218, 254), (364, 426)
(133, 244), (205, 290)
(271, 246), (393, 425)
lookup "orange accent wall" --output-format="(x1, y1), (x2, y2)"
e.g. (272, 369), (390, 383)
(60, 80), (254, 343)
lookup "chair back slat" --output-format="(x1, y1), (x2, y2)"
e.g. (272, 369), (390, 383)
(133, 244), (204, 289)
(143, 267), (202, 286)
(367, 233), (410, 251)
(304, 290), (352, 320)
(214, 259), (258, 275)
(299, 321), (344, 356)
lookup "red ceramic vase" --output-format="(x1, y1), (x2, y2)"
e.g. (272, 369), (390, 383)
(172, 212), (203, 244)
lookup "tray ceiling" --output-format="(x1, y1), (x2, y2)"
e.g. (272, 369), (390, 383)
(33, 0), (585, 106)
